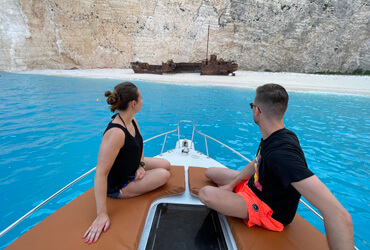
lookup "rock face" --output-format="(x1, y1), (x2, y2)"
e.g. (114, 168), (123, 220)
(1, 0), (369, 73)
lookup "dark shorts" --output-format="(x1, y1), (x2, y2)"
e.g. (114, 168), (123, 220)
(107, 190), (121, 199)
(107, 176), (136, 199)
(234, 180), (284, 232)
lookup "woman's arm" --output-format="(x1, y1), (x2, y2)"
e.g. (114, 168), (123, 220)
(133, 118), (145, 180)
(133, 118), (144, 159)
(83, 128), (125, 244)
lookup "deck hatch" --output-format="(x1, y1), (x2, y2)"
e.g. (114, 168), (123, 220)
(145, 203), (228, 250)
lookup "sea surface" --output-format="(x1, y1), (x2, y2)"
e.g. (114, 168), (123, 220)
(0, 72), (369, 249)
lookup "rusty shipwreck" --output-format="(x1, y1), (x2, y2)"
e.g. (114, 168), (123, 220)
(130, 25), (238, 75)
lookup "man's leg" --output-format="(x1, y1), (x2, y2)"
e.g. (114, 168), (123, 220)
(198, 186), (248, 219)
(205, 167), (240, 186)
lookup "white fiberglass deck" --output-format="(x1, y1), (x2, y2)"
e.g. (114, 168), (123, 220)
(139, 139), (237, 249)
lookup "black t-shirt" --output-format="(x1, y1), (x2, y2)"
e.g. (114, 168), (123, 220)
(248, 128), (314, 225)
(104, 118), (143, 194)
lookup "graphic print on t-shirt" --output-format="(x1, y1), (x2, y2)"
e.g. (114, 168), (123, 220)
(253, 148), (262, 191)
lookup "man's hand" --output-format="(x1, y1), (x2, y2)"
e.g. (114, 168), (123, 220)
(220, 183), (235, 192)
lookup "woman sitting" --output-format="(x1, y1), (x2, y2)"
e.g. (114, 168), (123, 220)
(83, 82), (170, 244)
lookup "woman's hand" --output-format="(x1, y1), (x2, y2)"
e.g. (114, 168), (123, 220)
(135, 166), (146, 181)
(82, 213), (110, 244)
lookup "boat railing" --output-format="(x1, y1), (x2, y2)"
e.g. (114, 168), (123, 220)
(0, 167), (97, 237)
(0, 120), (253, 237)
(1, 120), (354, 249)
(0, 120), (320, 237)
(150, 120), (250, 162)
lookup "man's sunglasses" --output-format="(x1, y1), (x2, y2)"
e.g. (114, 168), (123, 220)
(249, 103), (262, 113)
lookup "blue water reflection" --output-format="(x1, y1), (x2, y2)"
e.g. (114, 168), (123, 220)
(0, 73), (369, 249)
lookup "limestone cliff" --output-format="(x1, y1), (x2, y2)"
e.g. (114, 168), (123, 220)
(1, 0), (369, 73)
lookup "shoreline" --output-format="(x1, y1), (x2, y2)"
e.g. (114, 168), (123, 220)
(19, 69), (370, 96)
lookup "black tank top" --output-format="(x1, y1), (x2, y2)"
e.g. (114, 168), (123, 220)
(104, 115), (143, 194)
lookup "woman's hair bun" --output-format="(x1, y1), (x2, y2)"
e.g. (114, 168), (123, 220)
(105, 82), (138, 112)
(104, 90), (112, 97)
(105, 90), (119, 106)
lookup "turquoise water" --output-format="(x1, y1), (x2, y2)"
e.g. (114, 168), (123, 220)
(0, 72), (369, 249)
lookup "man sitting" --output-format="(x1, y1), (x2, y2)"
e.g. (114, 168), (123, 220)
(198, 83), (353, 250)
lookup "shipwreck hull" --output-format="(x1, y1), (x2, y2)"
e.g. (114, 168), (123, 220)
(162, 62), (201, 73)
(130, 54), (238, 75)
(200, 55), (238, 75)
(131, 62), (163, 74)
(200, 64), (238, 75)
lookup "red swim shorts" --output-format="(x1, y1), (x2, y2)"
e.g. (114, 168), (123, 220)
(234, 180), (284, 232)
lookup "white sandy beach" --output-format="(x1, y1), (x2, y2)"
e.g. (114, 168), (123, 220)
(21, 69), (370, 96)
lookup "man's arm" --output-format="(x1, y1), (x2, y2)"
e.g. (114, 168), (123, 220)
(292, 175), (354, 250)
(221, 160), (255, 191)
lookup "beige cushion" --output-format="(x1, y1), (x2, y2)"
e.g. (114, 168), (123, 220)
(188, 166), (329, 250)
(7, 165), (185, 250)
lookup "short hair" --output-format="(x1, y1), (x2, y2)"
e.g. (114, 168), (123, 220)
(104, 82), (139, 112)
(255, 83), (289, 120)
